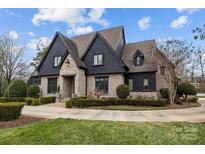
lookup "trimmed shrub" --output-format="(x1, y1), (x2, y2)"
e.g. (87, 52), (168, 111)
(65, 99), (168, 108)
(27, 85), (40, 98)
(5, 79), (27, 97)
(25, 97), (33, 105)
(116, 84), (130, 99)
(160, 88), (170, 100)
(177, 83), (197, 101)
(31, 99), (40, 106)
(187, 97), (198, 103)
(0, 102), (24, 121)
(39, 96), (56, 104)
(0, 97), (25, 103)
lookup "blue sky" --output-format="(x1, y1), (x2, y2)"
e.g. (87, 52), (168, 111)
(0, 8), (204, 61)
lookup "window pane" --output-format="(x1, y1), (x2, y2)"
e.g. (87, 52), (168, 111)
(94, 55), (98, 65)
(95, 77), (108, 94)
(54, 57), (58, 67)
(48, 78), (57, 94)
(144, 79), (148, 86)
(58, 57), (62, 65)
(128, 79), (133, 90)
(137, 57), (141, 65)
(98, 54), (103, 65)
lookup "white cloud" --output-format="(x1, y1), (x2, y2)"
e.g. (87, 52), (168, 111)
(9, 30), (18, 39)
(171, 16), (189, 29)
(32, 8), (109, 26)
(176, 8), (201, 14)
(68, 26), (93, 35)
(28, 37), (51, 50)
(28, 31), (35, 37)
(32, 8), (109, 36)
(87, 8), (109, 26)
(138, 17), (151, 30)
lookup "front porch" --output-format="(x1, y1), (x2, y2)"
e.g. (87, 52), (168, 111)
(59, 74), (75, 100)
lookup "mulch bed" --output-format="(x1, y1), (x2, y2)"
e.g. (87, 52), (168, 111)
(0, 115), (45, 129)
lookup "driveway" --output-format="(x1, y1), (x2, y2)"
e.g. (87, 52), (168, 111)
(22, 99), (205, 122)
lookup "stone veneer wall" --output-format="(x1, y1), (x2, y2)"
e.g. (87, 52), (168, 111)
(155, 51), (175, 102)
(60, 53), (86, 97)
(87, 74), (124, 97)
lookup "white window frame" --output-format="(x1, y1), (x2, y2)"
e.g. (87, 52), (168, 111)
(93, 54), (103, 65)
(54, 56), (62, 67)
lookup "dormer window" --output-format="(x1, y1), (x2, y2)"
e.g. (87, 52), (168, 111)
(54, 56), (62, 67)
(134, 50), (144, 66)
(94, 54), (103, 65)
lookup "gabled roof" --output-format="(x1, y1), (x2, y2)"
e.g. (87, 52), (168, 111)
(81, 32), (128, 71)
(57, 32), (86, 69)
(121, 40), (158, 73)
(36, 32), (86, 72)
(71, 26), (124, 57)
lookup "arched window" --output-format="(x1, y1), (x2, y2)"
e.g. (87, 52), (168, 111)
(134, 50), (144, 66)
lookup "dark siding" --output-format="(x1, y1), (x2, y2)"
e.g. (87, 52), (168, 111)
(83, 35), (125, 75)
(125, 72), (156, 92)
(38, 36), (67, 76)
(30, 76), (41, 85)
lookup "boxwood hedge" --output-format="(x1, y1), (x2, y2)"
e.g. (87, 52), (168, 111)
(39, 96), (56, 104)
(0, 102), (24, 121)
(0, 97), (25, 103)
(65, 99), (168, 108)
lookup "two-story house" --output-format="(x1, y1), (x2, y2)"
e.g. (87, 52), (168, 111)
(31, 26), (176, 102)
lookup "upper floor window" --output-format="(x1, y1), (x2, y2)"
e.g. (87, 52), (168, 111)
(160, 66), (165, 75)
(94, 54), (103, 65)
(54, 56), (62, 67)
(134, 50), (144, 66)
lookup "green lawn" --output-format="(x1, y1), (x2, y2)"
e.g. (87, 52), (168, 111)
(0, 118), (205, 144)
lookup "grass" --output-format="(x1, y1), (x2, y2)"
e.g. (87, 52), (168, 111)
(86, 103), (201, 111)
(0, 118), (205, 144)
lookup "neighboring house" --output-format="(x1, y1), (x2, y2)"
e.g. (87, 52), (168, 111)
(30, 26), (176, 102)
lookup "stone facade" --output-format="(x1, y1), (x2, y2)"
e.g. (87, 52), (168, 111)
(87, 74), (124, 97)
(155, 51), (176, 102)
(59, 53), (86, 98)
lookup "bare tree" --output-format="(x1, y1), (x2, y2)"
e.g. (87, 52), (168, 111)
(194, 47), (205, 81)
(0, 33), (28, 89)
(157, 39), (194, 80)
(193, 24), (205, 41)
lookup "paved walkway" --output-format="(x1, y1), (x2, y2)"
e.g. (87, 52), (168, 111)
(22, 99), (205, 122)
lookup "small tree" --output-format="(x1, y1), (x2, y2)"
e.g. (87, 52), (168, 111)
(27, 85), (40, 98)
(116, 84), (130, 99)
(177, 83), (197, 102)
(5, 79), (27, 97)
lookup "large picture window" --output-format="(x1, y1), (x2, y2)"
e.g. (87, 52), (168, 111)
(95, 76), (108, 94)
(54, 56), (62, 67)
(47, 78), (57, 94)
(93, 54), (103, 65)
